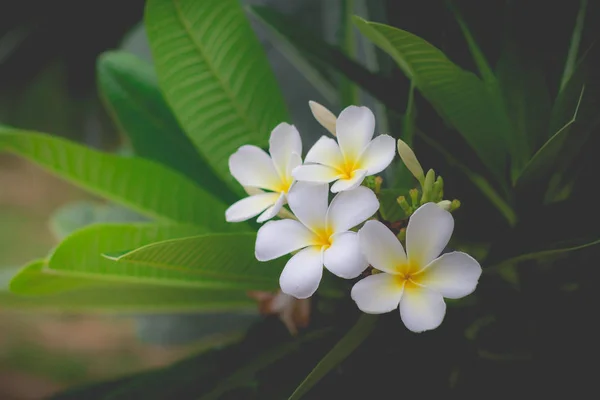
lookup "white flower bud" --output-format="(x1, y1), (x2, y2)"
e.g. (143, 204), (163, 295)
(397, 139), (425, 185)
(308, 100), (337, 136)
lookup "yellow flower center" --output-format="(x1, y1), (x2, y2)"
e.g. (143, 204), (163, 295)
(312, 227), (333, 250)
(393, 261), (423, 288)
(274, 175), (294, 193)
(335, 158), (358, 180)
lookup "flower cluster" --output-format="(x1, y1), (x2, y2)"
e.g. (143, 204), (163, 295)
(225, 102), (482, 333)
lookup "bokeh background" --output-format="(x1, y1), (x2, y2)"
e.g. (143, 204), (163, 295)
(1, 0), (598, 398)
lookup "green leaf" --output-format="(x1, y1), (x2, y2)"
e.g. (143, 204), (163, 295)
(353, 17), (511, 185)
(515, 87), (584, 204)
(145, 0), (288, 188)
(288, 314), (378, 400)
(447, 1), (497, 88)
(0, 128), (239, 230)
(248, 6), (396, 108)
(46, 223), (212, 285)
(485, 198), (600, 270)
(5, 260), (254, 312)
(339, 0), (359, 107)
(97, 50), (239, 203)
(496, 42), (552, 163)
(560, 0), (588, 92)
(105, 233), (285, 291)
(50, 201), (148, 240)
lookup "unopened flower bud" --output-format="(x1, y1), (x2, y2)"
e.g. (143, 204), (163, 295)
(450, 199), (461, 212)
(437, 200), (452, 211)
(409, 188), (419, 206)
(309, 101), (337, 136)
(421, 169), (435, 203)
(397, 196), (412, 215)
(431, 176), (444, 202)
(397, 139), (425, 186)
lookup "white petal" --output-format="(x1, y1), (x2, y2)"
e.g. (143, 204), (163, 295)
(336, 106), (375, 161)
(358, 220), (406, 274)
(351, 273), (403, 314)
(293, 164), (341, 183)
(323, 232), (368, 279)
(358, 134), (396, 175)
(256, 192), (287, 223)
(255, 219), (315, 261)
(287, 182), (329, 231)
(330, 169), (367, 193)
(287, 152), (303, 177)
(229, 145), (280, 191)
(326, 186), (379, 233)
(279, 246), (323, 299)
(225, 193), (280, 222)
(309, 100), (337, 136)
(406, 202), (454, 267)
(400, 285), (446, 333)
(419, 252), (482, 299)
(269, 123), (302, 178)
(304, 136), (344, 167)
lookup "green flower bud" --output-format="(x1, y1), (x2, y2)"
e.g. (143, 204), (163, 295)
(397, 139), (425, 186)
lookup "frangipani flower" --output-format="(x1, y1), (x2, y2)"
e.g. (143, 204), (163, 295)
(293, 105), (395, 193)
(351, 203), (482, 332)
(226, 123), (302, 223)
(255, 182), (379, 299)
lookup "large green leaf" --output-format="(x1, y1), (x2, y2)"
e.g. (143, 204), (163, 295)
(247, 6), (397, 109)
(105, 233), (285, 291)
(559, 0), (588, 92)
(5, 260), (254, 312)
(145, 0), (288, 187)
(0, 129), (239, 230)
(353, 18), (512, 185)
(288, 314), (378, 400)
(97, 50), (239, 203)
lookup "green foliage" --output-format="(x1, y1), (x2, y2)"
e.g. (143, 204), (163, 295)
(145, 0), (289, 188)
(288, 314), (377, 399)
(97, 50), (238, 203)
(0, 128), (239, 231)
(106, 233), (286, 291)
(6, 260), (254, 312)
(353, 17), (512, 186)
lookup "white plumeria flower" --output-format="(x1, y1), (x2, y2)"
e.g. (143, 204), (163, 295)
(293, 105), (395, 193)
(255, 182), (379, 299)
(351, 203), (482, 333)
(226, 123), (302, 223)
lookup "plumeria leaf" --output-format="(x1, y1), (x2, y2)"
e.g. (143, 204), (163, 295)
(353, 17), (512, 187)
(378, 188), (409, 222)
(247, 6), (397, 109)
(5, 260), (254, 312)
(559, 0), (588, 92)
(97, 50), (239, 203)
(145, 0), (288, 189)
(0, 128), (242, 231)
(485, 198), (600, 269)
(104, 233), (286, 291)
(288, 314), (378, 400)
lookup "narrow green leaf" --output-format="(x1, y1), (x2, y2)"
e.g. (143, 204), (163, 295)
(248, 6), (397, 108)
(560, 0), (588, 92)
(447, 1), (497, 88)
(353, 17), (512, 186)
(6, 260), (254, 312)
(402, 81), (416, 146)
(106, 233), (284, 291)
(288, 314), (378, 400)
(97, 50), (239, 203)
(145, 0), (289, 188)
(420, 133), (516, 226)
(0, 128), (239, 230)
(516, 86), (584, 202)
